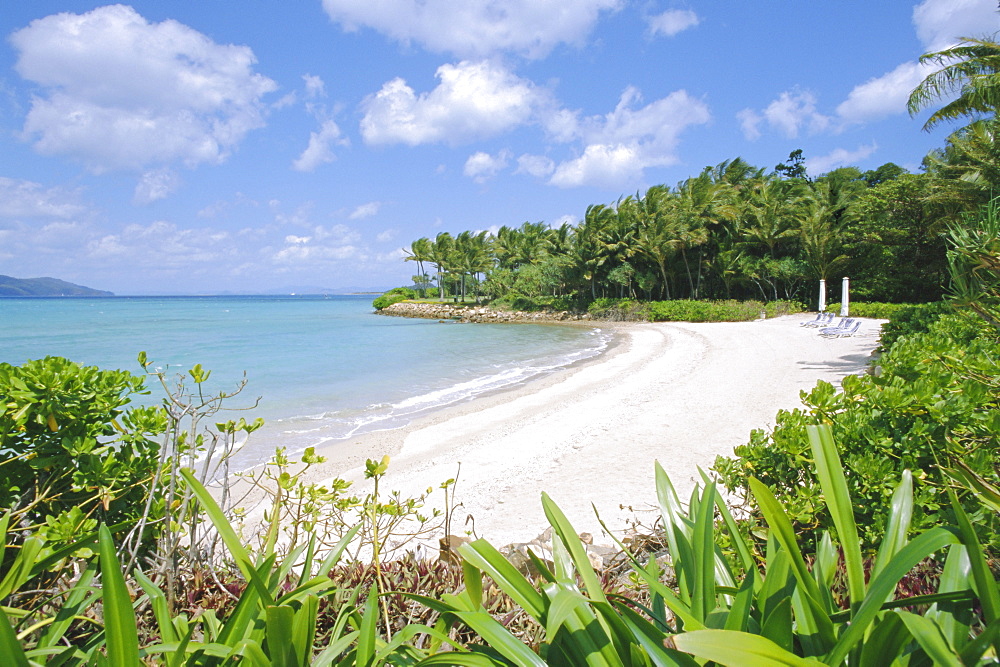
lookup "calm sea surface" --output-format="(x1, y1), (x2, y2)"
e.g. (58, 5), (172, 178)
(0, 295), (609, 467)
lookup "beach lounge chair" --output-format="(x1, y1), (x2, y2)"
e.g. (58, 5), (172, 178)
(801, 312), (834, 327)
(818, 318), (852, 335)
(821, 320), (861, 338)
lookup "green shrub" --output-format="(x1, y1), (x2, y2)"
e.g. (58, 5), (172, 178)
(372, 287), (415, 310)
(0, 357), (166, 547)
(825, 301), (921, 319)
(878, 301), (952, 349)
(644, 299), (803, 322)
(586, 297), (649, 320)
(714, 310), (1000, 552)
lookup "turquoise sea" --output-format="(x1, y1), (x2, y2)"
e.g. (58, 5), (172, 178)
(0, 295), (609, 468)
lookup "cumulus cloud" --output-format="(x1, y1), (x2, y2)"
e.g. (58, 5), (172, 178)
(647, 9), (699, 37)
(516, 154), (556, 178)
(832, 0), (999, 126)
(321, 0), (622, 59)
(272, 223), (360, 264)
(133, 168), (181, 205)
(737, 90), (830, 141)
(360, 60), (542, 145)
(464, 150), (511, 182)
(10, 5), (276, 173)
(349, 202), (382, 219)
(547, 87), (711, 188)
(0, 177), (87, 219)
(293, 120), (347, 171)
(913, 0), (999, 52)
(806, 143), (878, 175)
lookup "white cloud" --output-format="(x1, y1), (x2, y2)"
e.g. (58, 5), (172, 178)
(736, 108), (763, 141)
(360, 60), (543, 145)
(0, 177), (87, 219)
(830, 0), (999, 127)
(321, 0), (622, 59)
(913, 0), (999, 52)
(10, 5), (276, 173)
(464, 150), (511, 182)
(738, 90), (830, 141)
(516, 154), (556, 178)
(647, 9), (699, 37)
(548, 87), (711, 188)
(836, 61), (933, 125)
(805, 143), (878, 175)
(293, 120), (347, 171)
(349, 202), (382, 219)
(376, 228), (396, 242)
(303, 74), (326, 98)
(133, 168), (181, 205)
(550, 143), (643, 189)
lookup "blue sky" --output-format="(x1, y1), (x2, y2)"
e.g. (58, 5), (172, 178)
(0, 0), (997, 295)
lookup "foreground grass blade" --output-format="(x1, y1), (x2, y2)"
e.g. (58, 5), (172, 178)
(826, 527), (959, 666)
(895, 611), (962, 667)
(98, 525), (141, 667)
(667, 629), (824, 666)
(806, 425), (864, 607)
(0, 609), (30, 667)
(180, 468), (253, 577)
(871, 469), (913, 582)
(541, 492), (607, 604)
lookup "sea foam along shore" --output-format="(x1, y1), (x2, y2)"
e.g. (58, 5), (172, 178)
(246, 313), (886, 551)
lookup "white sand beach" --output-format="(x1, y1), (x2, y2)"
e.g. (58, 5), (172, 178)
(272, 313), (885, 550)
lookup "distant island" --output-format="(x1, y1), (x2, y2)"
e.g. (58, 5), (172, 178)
(0, 275), (113, 297)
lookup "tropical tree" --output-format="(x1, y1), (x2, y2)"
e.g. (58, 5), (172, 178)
(403, 237), (432, 295)
(908, 35), (1000, 130)
(427, 232), (454, 299)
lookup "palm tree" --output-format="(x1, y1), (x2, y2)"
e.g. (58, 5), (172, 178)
(908, 35), (1000, 131)
(427, 232), (454, 300)
(633, 185), (677, 299)
(403, 237), (432, 295)
(799, 188), (849, 308)
(453, 230), (491, 302)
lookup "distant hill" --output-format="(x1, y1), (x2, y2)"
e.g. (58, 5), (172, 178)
(0, 275), (114, 297)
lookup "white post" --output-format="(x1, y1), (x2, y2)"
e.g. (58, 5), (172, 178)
(818, 279), (827, 313)
(840, 277), (850, 317)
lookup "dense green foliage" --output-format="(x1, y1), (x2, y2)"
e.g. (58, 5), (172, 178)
(714, 307), (1000, 552)
(4, 427), (999, 664)
(0, 357), (165, 545)
(823, 301), (916, 319)
(372, 286), (417, 310)
(585, 297), (804, 322)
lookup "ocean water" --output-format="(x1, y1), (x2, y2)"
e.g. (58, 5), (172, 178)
(0, 295), (609, 467)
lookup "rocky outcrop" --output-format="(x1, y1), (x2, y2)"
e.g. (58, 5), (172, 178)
(378, 301), (591, 323)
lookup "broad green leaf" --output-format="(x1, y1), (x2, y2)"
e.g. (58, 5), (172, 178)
(750, 477), (834, 644)
(98, 525), (140, 667)
(356, 584), (379, 667)
(826, 526), (959, 665)
(291, 594), (318, 667)
(0, 610), (30, 667)
(668, 629), (824, 666)
(180, 469), (254, 578)
(896, 610), (962, 666)
(451, 610), (546, 667)
(871, 469), (913, 582)
(542, 492), (607, 604)
(806, 425), (864, 607)
(134, 569), (178, 645)
(266, 605), (296, 667)
(459, 539), (545, 618)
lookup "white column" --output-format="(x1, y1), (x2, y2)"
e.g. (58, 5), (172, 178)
(818, 279), (827, 313)
(840, 277), (850, 317)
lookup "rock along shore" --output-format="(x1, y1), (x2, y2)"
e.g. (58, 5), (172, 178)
(378, 301), (592, 323)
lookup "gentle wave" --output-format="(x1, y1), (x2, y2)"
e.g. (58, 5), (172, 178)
(237, 328), (612, 469)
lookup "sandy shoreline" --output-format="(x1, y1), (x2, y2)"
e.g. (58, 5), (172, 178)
(239, 313), (885, 550)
